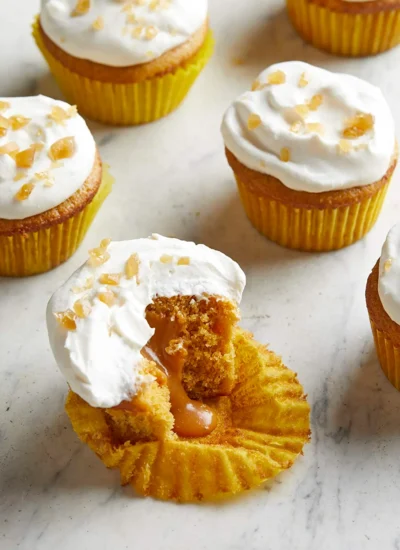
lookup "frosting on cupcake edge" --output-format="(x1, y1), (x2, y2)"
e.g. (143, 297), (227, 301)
(379, 224), (400, 326)
(40, 0), (208, 67)
(46, 235), (246, 408)
(221, 61), (396, 193)
(0, 95), (96, 220)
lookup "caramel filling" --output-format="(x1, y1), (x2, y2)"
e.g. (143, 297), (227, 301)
(143, 312), (217, 438)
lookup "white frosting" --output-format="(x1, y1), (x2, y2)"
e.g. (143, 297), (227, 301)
(47, 235), (246, 408)
(378, 224), (400, 326)
(40, 0), (208, 67)
(0, 95), (95, 220)
(221, 61), (395, 193)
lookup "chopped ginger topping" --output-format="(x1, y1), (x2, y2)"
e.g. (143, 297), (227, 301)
(15, 146), (36, 169)
(72, 276), (94, 294)
(14, 172), (26, 182)
(0, 101), (10, 112)
(125, 253), (140, 279)
(98, 290), (116, 307)
(48, 137), (76, 161)
(298, 72), (308, 88)
(73, 299), (92, 319)
(48, 105), (77, 125)
(160, 254), (173, 264)
(306, 122), (324, 135)
(384, 259), (393, 272)
(99, 273), (122, 286)
(308, 94), (323, 111)
(43, 180), (54, 188)
(343, 112), (374, 139)
(100, 238), (112, 249)
(9, 116), (31, 131)
(0, 115), (10, 133)
(126, 13), (137, 24)
(247, 113), (261, 130)
(54, 310), (77, 331)
(290, 121), (303, 134)
(132, 25), (144, 38)
(88, 239), (111, 267)
(280, 148), (290, 162)
(32, 142), (44, 154)
(34, 171), (50, 181)
(92, 16), (105, 30)
(145, 26), (158, 39)
(71, 0), (90, 17)
(294, 104), (309, 119)
(251, 80), (261, 91)
(0, 141), (19, 155)
(337, 139), (353, 154)
(15, 182), (34, 201)
(267, 70), (286, 85)
(150, 0), (171, 9)
(177, 257), (190, 266)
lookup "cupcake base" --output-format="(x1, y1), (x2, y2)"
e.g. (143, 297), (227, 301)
(65, 329), (310, 502)
(0, 165), (113, 277)
(286, 0), (400, 57)
(226, 149), (397, 252)
(366, 262), (400, 391)
(33, 18), (214, 126)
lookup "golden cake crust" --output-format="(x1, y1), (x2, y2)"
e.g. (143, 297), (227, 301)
(0, 149), (102, 236)
(38, 20), (209, 84)
(366, 261), (400, 347)
(307, 0), (400, 14)
(225, 148), (398, 210)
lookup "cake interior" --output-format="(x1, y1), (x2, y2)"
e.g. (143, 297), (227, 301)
(105, 295), (239, 444)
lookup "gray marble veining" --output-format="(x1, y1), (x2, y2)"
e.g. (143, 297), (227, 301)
(2, 1), (400, 549)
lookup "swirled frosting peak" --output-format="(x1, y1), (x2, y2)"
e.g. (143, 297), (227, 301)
(221, 61), (395, 193)
(47, 235), (246, 408)
(40, 0), (208, 67)
(379, 224), (400, 326)
(0, 95), (95, 220)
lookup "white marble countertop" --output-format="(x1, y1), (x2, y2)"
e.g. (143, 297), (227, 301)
(2, 1), (400, 549)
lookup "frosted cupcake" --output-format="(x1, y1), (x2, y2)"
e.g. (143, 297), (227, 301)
(221, 61), (397, 252)
(366, 224), (400, 390)
(286, 0), (400, 57)
(0, 95), (112, 277)
(47, 235), (310, 501)
(34, 0), (213, 125)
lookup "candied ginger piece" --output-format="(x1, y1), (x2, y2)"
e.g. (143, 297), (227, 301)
(298, 72), (308, 88)
(92, 16), (104, 30)
(337, 139), (353, 154)
(247, 113), (261, 130)
(15, 146), (36, 168)
(88, 248), (110, 267)
(9, 115), (31, 130)
(343, 112), (374, 139)
(125, 253), (140, 279)
(267, 70), (286, 85)
(290, 121), (303, 134)
(0, 141), (19, 155)
(384, 259), (393, 272)
(294, 104), (309, 119)
(48, 137), (76, 161)
(71, 0), (90, 16)
(99, 273), (122, 286)
(73, 299), (92, 319)
(0, 101), (10, 112)
(98, 290), (116, 307)
(280, 148), (290, 162)
(160, 254), (173, 264)
(54, 310), (77, 331)
(308, 94), (323, 111)
(306, 123), (324, 135)
(177, 257), (190, 266)
(15, 182), (34, 201)
(145, 26), (158, 39)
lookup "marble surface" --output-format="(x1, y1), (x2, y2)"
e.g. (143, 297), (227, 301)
(2, 1), (400, 549)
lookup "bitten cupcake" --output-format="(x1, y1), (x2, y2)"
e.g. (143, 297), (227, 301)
(286, 0), (400, 57)
(0, 95), (112, 277)
(366, 224), (400, 390)
(34, 0), (213, 125)
(47, 235), (310, 502)
(221, 61), (397, 252)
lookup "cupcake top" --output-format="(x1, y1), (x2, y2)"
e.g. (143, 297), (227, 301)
(378, 224), (400, 326)
(47, 234), (246, 408)
(221, 61), (396, 194)
(40, 0), (208, 67)
(0, 95), (96, 220)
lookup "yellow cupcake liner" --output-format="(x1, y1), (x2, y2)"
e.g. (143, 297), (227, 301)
(235, 176), (389, 252)
(369, 319), (400, 391)
(286, 0), (400, 56)
(0, 166), (113, 277)
(32, 18), (214, 126)
(65, 329), (310, 502)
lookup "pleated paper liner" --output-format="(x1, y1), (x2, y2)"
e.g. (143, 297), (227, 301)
(369, 319), (400, 391)
(235, 176), (389, 252)
(32, 18), (214, 126)
(0, 165), (113, 277)
(286, 0), (400, 57)
(65, 329), (310, 503)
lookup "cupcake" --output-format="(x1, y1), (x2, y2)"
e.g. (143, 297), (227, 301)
(34, 0), (213, 125)
(221, 61), (397, 252)
(286, 0), (400, 57)
(0, 95), (112, 277)
(47, 234), (310, 502)
(366, 224), (400, 390)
